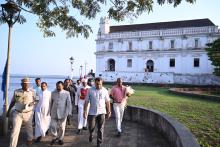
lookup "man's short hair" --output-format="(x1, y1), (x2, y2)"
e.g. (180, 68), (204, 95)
(35, 77), (41, 81)
(56, 81), (64, 86)
(117, 78), (122, 81)
(64, 79), (70, 83)
(41, 82), (47, 86)
(95, 77), (103, 82)
(21, 77), (30, 83)
(88, 78), (93, 82)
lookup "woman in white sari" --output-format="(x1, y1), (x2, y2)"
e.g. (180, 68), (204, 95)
(35, 82), (51, 142)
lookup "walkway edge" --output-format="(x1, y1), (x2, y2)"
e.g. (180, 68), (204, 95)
(123, 105), (200, 147)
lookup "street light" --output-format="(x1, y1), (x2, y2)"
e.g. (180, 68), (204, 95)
(69, 56), (74, 79)
(1, 1), (21, 136)
(84, 61), (87, 77)
(80, 65), (83, 77)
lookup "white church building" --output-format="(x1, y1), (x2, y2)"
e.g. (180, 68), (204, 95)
(95, 18), (220, 85)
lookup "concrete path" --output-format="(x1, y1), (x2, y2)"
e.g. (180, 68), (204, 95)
(0, 114), (171, 147)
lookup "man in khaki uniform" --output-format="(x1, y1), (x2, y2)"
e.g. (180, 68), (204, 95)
(6, 77), (36, 147)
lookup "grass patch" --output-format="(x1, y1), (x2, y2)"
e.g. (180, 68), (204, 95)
(107, 85), (220, 147)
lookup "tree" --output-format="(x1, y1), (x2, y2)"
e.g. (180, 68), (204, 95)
(0, 0), (195, 38)
(206, 38), (220, 76)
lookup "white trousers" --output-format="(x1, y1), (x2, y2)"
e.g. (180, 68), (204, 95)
(113, 103), (125, 132)
(9, 110), (33, 147)
(35, 111), (51, 138)
(78, 99), (88, 129)
(50, 118), (67, 140)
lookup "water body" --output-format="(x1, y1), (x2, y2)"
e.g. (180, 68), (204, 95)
(0, 75), (78, 115)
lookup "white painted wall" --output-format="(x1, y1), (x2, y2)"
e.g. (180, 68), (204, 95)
(95, 19), (220, 84)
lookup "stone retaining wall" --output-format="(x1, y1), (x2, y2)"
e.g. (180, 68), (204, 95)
(0, 116), (2, 136)
(99, 71), (220, 85)
(123, 106), (200, 147)
(169, 88), (220, 102)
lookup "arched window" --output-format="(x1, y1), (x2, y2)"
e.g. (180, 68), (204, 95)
(107, 59), (115, 71)
(146, 60), (154, 72)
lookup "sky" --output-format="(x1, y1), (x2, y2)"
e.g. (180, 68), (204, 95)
(0, 0), (220, 77)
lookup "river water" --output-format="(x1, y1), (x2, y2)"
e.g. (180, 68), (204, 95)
(0, 75), (78, 115)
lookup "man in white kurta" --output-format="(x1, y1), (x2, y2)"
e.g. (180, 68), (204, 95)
(35, 82), (51, 142)
(74, 79), (81, 109)
(76, 78), (90, 134)
(50, 81), (72, 145)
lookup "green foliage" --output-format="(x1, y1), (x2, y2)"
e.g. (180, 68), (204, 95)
(206, 38), (220, 76)
(0, 0), (195, 38)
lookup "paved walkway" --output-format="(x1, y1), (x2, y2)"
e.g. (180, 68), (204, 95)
(0, 113), (171, 147)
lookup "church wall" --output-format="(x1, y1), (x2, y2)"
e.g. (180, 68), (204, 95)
(95, 18), (220, 85)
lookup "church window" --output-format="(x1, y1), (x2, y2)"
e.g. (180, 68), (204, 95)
(127, 59), (132, 67)
(129, 42), (132, 50)
(170, 59), (175, 67)
(146, 60), (154, 72)
(107, 59), (115, 71)
(109, 42), (113, 50)
(195, 39), (199, 48)
(171, 40), (175, 49)
(149, 41), (153, 49)
(194, 58), (200, 67)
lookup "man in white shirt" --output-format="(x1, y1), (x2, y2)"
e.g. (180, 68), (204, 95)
(75, 79), (81, 109)
(84, 77), (111, 147)
(35, 82), (51, 142)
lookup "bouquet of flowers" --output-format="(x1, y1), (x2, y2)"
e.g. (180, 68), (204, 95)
(121, 86), (135, 109)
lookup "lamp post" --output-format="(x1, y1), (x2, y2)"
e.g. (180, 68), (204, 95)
(84, 61), (87, 77)
(69, 56), (74, 79)
(80, 65), (83, 77)
(1, 1), (21, 136)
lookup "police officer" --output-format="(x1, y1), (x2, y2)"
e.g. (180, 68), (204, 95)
(6, 77), (36, 147)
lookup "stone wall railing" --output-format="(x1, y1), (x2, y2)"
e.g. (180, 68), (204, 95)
(97, 26), (216, 40)
(123, 106), (200, 147)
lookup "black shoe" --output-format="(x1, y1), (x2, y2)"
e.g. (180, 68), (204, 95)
(97, 143), (101, 147)
(58, 140), (64, 145)
(77, 129), (82, 135)
(117, 131), (121, 137)
(35, 136), (42, 143)
(50, 139), (57, 145)
(67, 119), (71, 125)
(46, 130), (49, 135)
(89, 135), (93, 142)
(83, 127), (88, 130)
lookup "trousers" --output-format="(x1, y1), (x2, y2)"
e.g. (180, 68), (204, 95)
(9, 110), (33, 147)
(88, 114), (105, 144)
(113, 103), (125, 132)
(50, 117), (67, 140)
(78, 99), (88, 129)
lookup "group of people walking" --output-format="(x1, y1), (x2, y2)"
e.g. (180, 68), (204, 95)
(6, 76), (132, 147)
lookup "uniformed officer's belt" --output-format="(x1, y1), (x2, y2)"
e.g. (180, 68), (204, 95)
(15, 109), (32, 113)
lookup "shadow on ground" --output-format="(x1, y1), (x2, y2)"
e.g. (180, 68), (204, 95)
(0, 113), (171, 147)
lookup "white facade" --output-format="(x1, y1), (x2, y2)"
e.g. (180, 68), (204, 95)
(95, 18), (220, 85)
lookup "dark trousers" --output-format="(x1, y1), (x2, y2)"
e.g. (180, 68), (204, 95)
(88, 114), (105, 144)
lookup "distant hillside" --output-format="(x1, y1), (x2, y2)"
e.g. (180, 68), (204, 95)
(0, 74), (79, 79)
